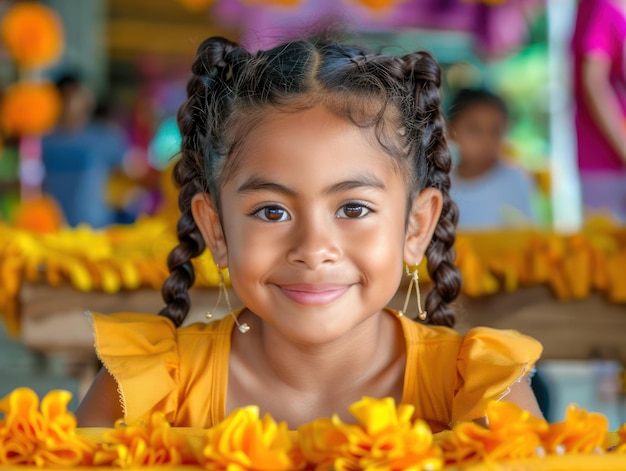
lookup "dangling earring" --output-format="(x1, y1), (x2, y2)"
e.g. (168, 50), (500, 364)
(205, 266), (250, 333)
(398, 264), (428, 321)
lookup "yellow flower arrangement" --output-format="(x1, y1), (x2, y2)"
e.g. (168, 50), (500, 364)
(0, 388), (95, 467)
(542, 404), (608, 454)
(1, 388), (626, 469)
(0, 2), (64, 69)
(298, 397), (443, 470)
(93, 412), (192, 467)
(201, 406), (301, 470)
(0, 81), (62, 136)
(440, 401), (549, 466)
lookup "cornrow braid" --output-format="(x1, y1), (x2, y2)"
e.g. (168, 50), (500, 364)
(160, 37), (245, 326)
(401, 51), (462, 327)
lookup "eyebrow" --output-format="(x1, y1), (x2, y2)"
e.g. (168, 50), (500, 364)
(237, 173), (386, 196)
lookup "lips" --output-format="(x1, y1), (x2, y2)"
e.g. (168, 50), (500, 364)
(277, 283), (350, 306)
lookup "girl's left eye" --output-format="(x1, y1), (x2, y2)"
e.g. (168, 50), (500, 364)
(253, 206), (290, 222)
(336, 203), (371, 219)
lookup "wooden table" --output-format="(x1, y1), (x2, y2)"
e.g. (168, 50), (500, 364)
(18, 282), (626, 398)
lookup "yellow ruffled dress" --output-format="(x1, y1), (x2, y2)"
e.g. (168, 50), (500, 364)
(89, 308), (542, 432)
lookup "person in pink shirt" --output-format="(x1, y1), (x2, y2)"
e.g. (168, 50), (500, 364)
(572, 0), (626, 221)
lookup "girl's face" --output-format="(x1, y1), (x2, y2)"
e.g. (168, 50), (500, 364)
(449, 103), (506, 169)
(195, 106), (439, 345)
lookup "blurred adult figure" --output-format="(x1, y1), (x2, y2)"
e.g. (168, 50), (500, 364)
(42, 75), (127, 228)
(572, 0), (626, 221)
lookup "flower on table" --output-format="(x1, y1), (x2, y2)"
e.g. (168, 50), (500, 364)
(0, 387), (95, 467)
(440, 401), (549, 466)
(543, 404), (608, 454)
(93, 411), (191, 467)
(297, 396), (442, 471)
(201, 406), (301, 471)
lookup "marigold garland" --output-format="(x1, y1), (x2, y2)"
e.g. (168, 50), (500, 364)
(0, 388), (95, 467)
(201, 406), (302, 470)
(93, 412), (192, 467)
(297, 397), (443, 470)
(0, 81), (62, 136)
(0, 2), (64, 69)
(0, 389), (626, 469)
(440, 401), (549, 466)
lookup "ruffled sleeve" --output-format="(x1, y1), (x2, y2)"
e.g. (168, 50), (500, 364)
(451, 327), (543, 423)
(88, 312), (179, 424)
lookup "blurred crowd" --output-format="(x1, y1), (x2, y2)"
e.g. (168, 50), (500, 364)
(2, 0), (625, 230)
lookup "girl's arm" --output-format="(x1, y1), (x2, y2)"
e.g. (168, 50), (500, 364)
(75, 368), (123, 427)
(503, 378), (544, 418)
(581, 54), (626, 164)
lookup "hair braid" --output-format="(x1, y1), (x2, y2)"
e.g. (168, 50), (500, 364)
(159, 37), (243, 326)
(402, 52), (462, 327)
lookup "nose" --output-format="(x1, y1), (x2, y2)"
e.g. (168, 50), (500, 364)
(286, 212), (341, 269)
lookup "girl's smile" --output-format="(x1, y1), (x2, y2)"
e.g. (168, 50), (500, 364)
(275, 283), (352, 306)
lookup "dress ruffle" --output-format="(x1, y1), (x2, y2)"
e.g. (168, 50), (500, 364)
(89, 312), (179, 424)
(452, 326), (543, 423)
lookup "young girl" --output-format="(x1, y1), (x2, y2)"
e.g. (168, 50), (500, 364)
(76, 36), (543, 431)
(447, 89), (536, 228)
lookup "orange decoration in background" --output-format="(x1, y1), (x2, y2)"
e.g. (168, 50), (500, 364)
(177, 0), (217, 11)
(0, 2), (64, 69)
(0, 81), (62, 136)
(351, 0), (402, 9)
(242, 0), (302, 6)
(12, 195), (65, 234)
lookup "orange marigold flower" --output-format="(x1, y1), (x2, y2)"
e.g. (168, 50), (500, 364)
(298, 396), (442, 471)
(13, 195), (65, 233)
(0, 81), (62, 136)
(93, 412), (191, 467)
(201, 406), (300, 470)
(0, 387), (95, 467)
(543, 404), (608, 454)
(0, 2), (64, 69)
(441, 401), (549, 466)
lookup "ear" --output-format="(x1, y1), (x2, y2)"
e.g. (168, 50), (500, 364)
(191, 193), (228, 267)
(404, 188), (443, 265)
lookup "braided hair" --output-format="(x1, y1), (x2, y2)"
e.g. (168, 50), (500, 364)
(160, 36), (462, 327)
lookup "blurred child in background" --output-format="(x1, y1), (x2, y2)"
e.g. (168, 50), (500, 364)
(447, 88), (536, 229)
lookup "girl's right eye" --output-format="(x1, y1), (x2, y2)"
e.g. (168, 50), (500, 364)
(252, 206), (290, 222)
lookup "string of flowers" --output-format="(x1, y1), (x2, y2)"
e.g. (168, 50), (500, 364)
(1, 388), (625, 469)
(0, 2), (64, 137)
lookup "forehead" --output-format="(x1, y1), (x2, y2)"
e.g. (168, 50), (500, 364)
(224, 105), (406, 185)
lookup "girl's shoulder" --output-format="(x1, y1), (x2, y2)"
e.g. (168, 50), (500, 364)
(87, 311), (237, 425)
(399, 312), (542, 362)
(395, 311), (543, 424)
(88, 310), (237, 363)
